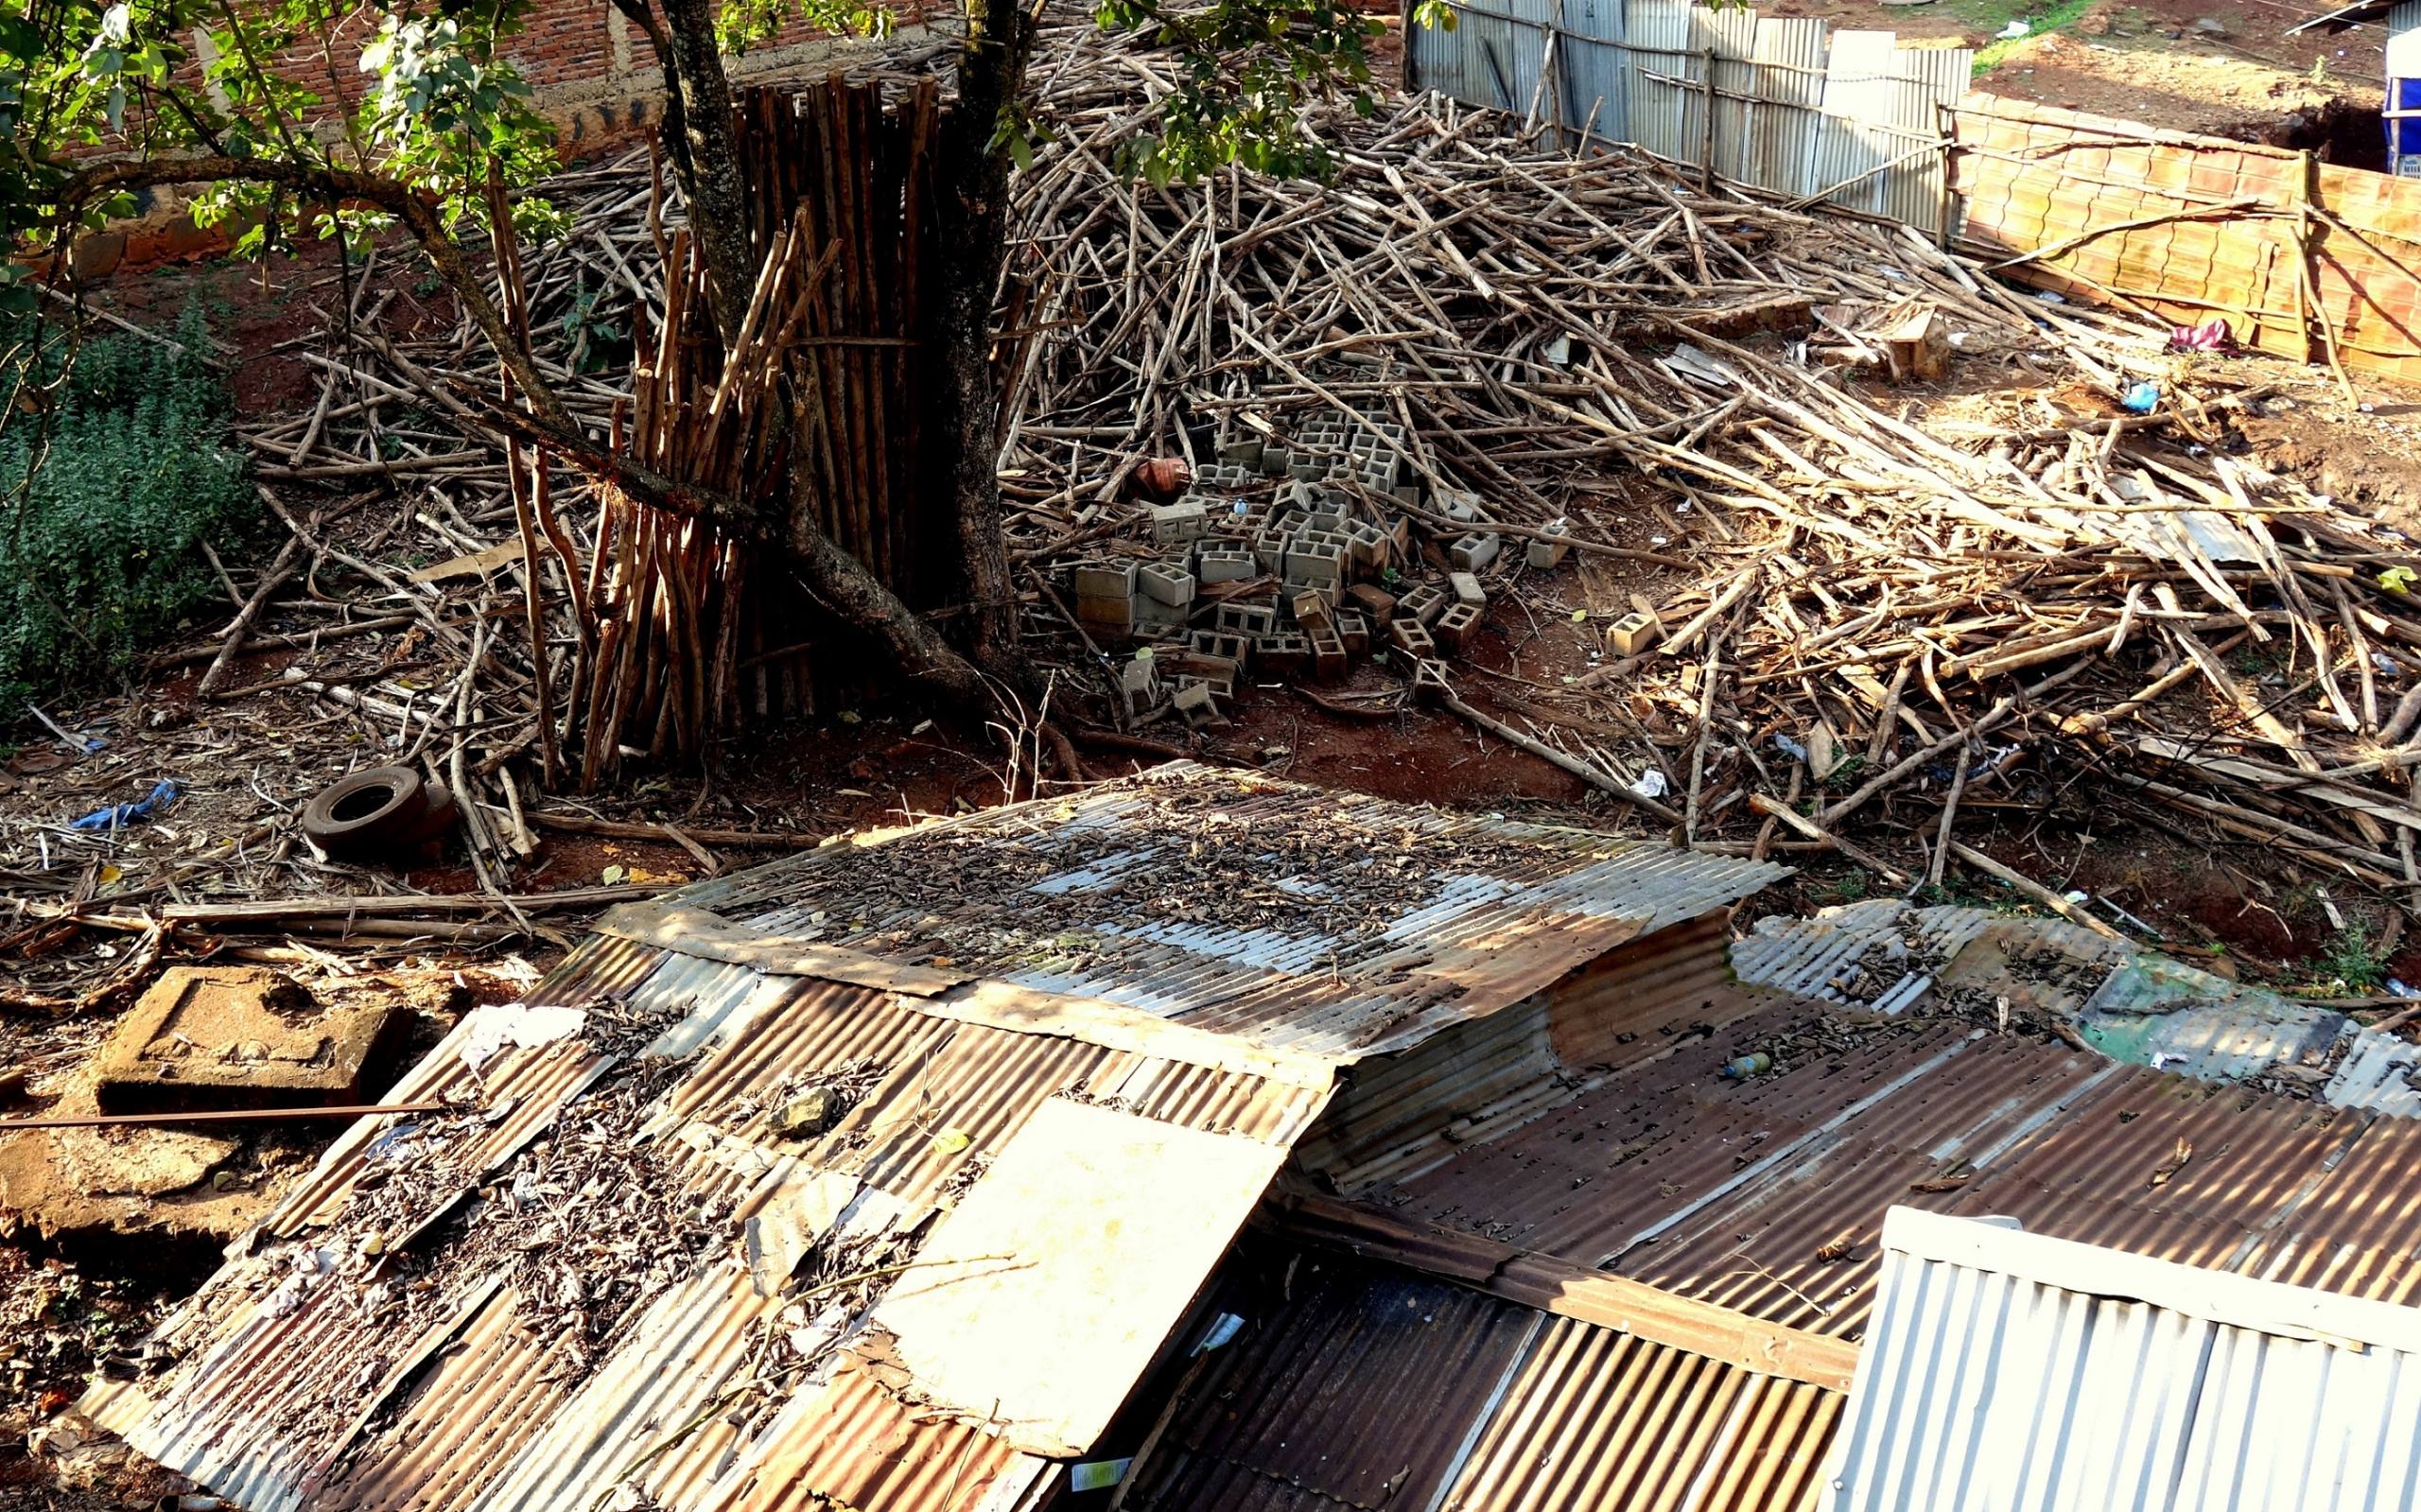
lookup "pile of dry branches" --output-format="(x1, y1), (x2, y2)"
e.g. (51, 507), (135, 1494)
(993, 25), (2421, 908)
(20, 21), (2419, 970)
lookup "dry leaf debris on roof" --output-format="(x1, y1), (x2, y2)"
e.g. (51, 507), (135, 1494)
(81, 897), (1353, 1511)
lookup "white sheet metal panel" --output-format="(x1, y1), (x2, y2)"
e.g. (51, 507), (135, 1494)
(1695, 4), (1762, 189)
(1829, 1209), (2421, 1512)
(1409, 0), (1555, 114)
(1805, 30), (1898, 218)
(1881, 44), (1969, 235)
(1624, 0), (1697, 165)
(1559, 0), (1629, 148)
(1746, 17), (1830, 200)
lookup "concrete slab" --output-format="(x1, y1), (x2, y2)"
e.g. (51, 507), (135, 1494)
(93, 966), (409, 1115)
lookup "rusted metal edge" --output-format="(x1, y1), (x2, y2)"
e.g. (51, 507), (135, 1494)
(603, 901), (1341, 1090)
(919, 980), (1344, 1091)
(1270, 1191), (1861, 1393)
(593, 901), (968, 997)
(0, 1102), (447, 1131)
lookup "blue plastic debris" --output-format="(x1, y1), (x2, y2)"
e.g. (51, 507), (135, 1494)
(2120, 380), (2161, 413)
(69, 778), (179, 832)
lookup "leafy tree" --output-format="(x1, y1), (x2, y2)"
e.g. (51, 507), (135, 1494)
(1, 0), (1393, 714)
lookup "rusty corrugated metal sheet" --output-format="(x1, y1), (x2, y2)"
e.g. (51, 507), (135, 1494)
(1382, 1006), (1976, 1260)
(666, 764), (1785, 1058)
(697, 1365), (1047, 1512)
(1130, 1243), (1851, 1512)
(1439, 1317), (1843, 1512)
(1165, 1253), (1537, 1507)
(91, 834), (1349, 1512)
(1079, 1051), (1332, 1144)
(316, 1283), (570, 1512)
(1614, 1035), (2123, 1334)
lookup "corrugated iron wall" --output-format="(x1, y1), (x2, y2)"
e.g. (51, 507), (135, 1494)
(1952, 91), (2421, 383)
(1405, 5), (2421, 384)
(1402, 0), (1970, 235)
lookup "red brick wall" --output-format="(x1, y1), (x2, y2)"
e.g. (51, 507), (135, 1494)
(1951, 92), (2421, 384)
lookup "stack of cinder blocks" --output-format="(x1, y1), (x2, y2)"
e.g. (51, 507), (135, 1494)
(1071, 400), (1590, 724)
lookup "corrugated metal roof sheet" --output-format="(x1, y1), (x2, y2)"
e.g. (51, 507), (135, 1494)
(667, 763), (1785, 1058)
(85, 826), (1344, 1512)
(1440, 1317), (1843, 1512)
(1336, 972), (2421, 1344)
(1733, 901), (2421, 1114)
(1128, 1243), (1847, 1512)
(1828, 1208), (2421, 1511)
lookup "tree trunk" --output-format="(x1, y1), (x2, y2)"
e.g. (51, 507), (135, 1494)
(654, 0), (761, 347)
(926, 0), (1035, 683)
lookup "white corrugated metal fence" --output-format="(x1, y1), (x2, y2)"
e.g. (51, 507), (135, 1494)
(1404, 0), (1973, 235)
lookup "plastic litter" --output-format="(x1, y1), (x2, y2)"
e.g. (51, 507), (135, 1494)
(1772, 733), (1811, 761)
(2033, 288), (2065, 304)
(2388, 979), (2420, 1000)
(1720, 1052), (1773, 1080)
(68, 777), (177, 832)
(2167, 319), (2235, 353)
(1193, 1312), (1246, 1353)
(2120, 380), (2160, 413)
(1629, 768), (1670, 800)
(1994, 18), (2029, 36)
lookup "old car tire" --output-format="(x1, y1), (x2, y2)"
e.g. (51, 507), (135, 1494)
(302, 767), (434, 858)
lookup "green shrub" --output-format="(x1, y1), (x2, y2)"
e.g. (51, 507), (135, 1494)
(0, 306), (254, 719)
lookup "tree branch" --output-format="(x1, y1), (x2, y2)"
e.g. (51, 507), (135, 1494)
(53, 155), (577, 437)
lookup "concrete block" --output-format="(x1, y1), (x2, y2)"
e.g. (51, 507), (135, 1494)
(1148, 498), (1210, 546)
(1525, 518), (1572, 569)
(1120, 656), (1159, 699)
(95, 966), (409, 1114)
(1132, 619), (1189, 645)
(1073, 562), (1137, 600)
(1310, 627), (1349, 681)
(1139, 561), (1196, 608)
(1336, 608), (1371, 657)
(1346, 582), (1398, 620)
(1388, 517), (1415, 559)
(1439, 492), (1485, 526)
(1076, 593), (1136, 633)
(1283, 540), (1345, 588)
(1607, 610), (1661, 657)
(1435, 600), (1482, 652)
(1220, 435), (1265, 468)
(1196, 549), (1257, 585)
(1278, 479), (1324, 514)
(1165, 651), (1240, 695)
(1393, 482), (1422, 509)
(1388, 616), (1437, 658)
(1254, 633), (1312, 677)
(1448, 571), (1486, 607)
(1285, 449), (1323, 481)
(1450, 532), (1502, 572)
(1342, 521), (1390, 573)
(1216, 602), (1276, 637)
(1411, 656), (1453, 704)
(1398, 582), (1448, 627)
(1190, 630), (1251, 668)
(1252, 527), (1291, 572)
(1173, 680), (1226, 728)
(1289, 589), (1333, 633)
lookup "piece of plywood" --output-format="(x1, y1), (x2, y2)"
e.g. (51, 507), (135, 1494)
(863, 1098), (1287, 1456)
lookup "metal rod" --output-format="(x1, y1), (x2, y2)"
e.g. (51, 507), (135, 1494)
(1, 1102), (449, 1132)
